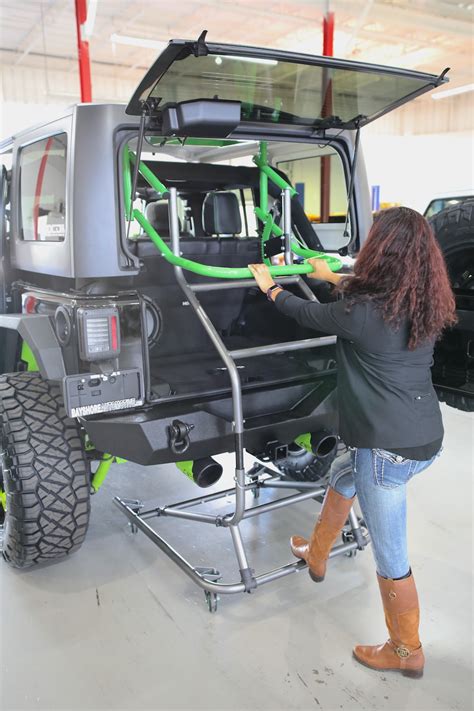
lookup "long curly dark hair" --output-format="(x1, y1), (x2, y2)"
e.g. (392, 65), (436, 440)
(340, 206), (457, 349)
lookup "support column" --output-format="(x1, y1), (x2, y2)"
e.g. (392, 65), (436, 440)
(74, 0), (92, 102)
(320, 6), (335, 224)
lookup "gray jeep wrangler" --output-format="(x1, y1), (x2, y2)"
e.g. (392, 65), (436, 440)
(0, 35), (463, 603)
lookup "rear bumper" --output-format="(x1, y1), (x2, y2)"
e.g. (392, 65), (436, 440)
(82, 376), (338, 465)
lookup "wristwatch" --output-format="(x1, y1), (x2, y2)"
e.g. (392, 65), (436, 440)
(266, 283), (283, 302)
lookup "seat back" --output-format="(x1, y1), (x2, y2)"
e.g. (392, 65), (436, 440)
(134, 193), (260, 358)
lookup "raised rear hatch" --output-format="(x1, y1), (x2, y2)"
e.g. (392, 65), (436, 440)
(126, 33), (448, 131)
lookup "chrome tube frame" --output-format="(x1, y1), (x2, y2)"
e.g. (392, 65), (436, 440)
(113, 188), (369, 605)
(282, 187), (293, 265)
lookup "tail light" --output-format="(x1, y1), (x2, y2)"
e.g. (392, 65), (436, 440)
(77, 307), (121, 361)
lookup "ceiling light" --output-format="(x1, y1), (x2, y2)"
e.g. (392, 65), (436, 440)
(110, 33), (167, 51)
(432, 83), (474, 100)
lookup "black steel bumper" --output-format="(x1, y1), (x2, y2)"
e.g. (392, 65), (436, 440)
(81, 376), (338, 465)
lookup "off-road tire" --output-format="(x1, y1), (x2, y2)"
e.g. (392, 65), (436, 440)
(0, 372), (90, 568)
(430, 198), (474, 287)
(430, 199), (474, 412)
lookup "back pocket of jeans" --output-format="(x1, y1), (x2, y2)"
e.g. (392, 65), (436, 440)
(372, 449), (413, 488)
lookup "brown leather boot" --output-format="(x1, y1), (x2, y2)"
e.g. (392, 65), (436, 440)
(353, 572), (425, 679)
(290, 487), (355, 582)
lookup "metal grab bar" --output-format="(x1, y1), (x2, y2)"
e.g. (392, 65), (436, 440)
(190, 275), (302, 292)
(228, 336), (336, 360)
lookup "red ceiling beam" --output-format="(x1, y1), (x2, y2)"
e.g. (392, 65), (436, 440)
(74, 0), (92, 102)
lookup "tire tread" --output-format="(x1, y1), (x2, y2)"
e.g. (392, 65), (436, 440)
(1, 372), (90, 568)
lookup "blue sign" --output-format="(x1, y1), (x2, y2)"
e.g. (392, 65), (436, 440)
(371, 185), (381, 211)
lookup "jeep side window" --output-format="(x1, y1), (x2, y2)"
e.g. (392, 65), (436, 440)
(19, 134), (67, 242)
(277, 149), (350, 251)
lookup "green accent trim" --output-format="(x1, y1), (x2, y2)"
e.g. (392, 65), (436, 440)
(91, 454), (126, 493)
(20, 341), (39, 371)
(0, 488), (6, 512)
(176, 460), (194, 481)
(295, 433), (312, 453)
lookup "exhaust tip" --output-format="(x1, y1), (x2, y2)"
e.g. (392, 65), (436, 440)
(192, 457), (223, 488)
(310, 429), (338, 458)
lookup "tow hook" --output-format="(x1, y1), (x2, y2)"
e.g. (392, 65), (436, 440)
(168, 420), (195, 455)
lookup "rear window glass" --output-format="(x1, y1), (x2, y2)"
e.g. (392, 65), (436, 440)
(19, 134), (67, 242)
(146, 53), (435, 129)
(277, 149), (350, 250)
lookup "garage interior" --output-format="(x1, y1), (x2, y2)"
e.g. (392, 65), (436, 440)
(0, 2), (473, 711)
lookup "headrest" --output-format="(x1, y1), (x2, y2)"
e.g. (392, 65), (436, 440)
(202, 192), (242, 236)
(145, 201), (182, 235)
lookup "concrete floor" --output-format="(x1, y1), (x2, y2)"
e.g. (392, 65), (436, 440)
(0, 403), (472, 711)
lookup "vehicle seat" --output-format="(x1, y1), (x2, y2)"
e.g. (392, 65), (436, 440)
(136, 192), (261, 358)
(145, 200), (183, 238)
(202, 191), (242, 237)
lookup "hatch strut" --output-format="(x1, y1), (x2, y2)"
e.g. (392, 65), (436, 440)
(342, 122), (362, 245)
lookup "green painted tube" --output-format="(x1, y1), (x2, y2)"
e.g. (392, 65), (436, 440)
(0, 487), (6, 512)
(254, 156), (298, 197)
(133, 209), (339, 277)
(123, 147), (133, 220)
(291, 240), (341, 263)
(254, 207), (284, 237)
(91, 456), (114, 493)
(259, 142), (268, 213)
(128, 151), (169, 196)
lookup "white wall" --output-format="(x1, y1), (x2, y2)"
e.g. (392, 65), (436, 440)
(361, 131), (474, 214)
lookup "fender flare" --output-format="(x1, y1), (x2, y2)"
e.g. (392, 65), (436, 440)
(0, 314), (66, 380)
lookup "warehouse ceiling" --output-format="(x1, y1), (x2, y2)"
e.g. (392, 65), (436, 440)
(0, 0), (472, 111)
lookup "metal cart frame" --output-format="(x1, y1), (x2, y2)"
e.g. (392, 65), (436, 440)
(114, 188), (369, 611)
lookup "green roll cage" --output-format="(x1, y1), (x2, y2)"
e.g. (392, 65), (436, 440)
(123, 141), (342, 278)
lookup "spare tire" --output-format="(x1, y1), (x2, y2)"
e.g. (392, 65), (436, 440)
(430, 199), (474, 411)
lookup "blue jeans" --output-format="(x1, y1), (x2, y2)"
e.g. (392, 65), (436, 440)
(329, 447), (441, 579)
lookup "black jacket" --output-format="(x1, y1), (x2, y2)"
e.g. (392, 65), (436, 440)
(274, 290), (443, 454)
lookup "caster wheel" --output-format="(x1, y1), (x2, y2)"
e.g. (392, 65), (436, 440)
(342, 530), (357, 557)
(252, 486), (260, 499)
(205, 591), (219, 613)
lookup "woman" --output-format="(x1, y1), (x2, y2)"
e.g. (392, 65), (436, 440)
(248, 207), (456, 679)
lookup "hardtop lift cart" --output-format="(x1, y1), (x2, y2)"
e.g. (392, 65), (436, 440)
(114, 184), (369, 611)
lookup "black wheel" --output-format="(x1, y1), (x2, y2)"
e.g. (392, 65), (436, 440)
(205, 591), (219, 613)
(341, 530), (357, 557)
(0, 372), (91, 568)
(430, 199), (474, 412)
(276, 441), (337, 484)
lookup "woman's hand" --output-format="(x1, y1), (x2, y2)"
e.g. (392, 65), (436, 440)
(306, 257), (336, 282)
(248, 263), (275, 293)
